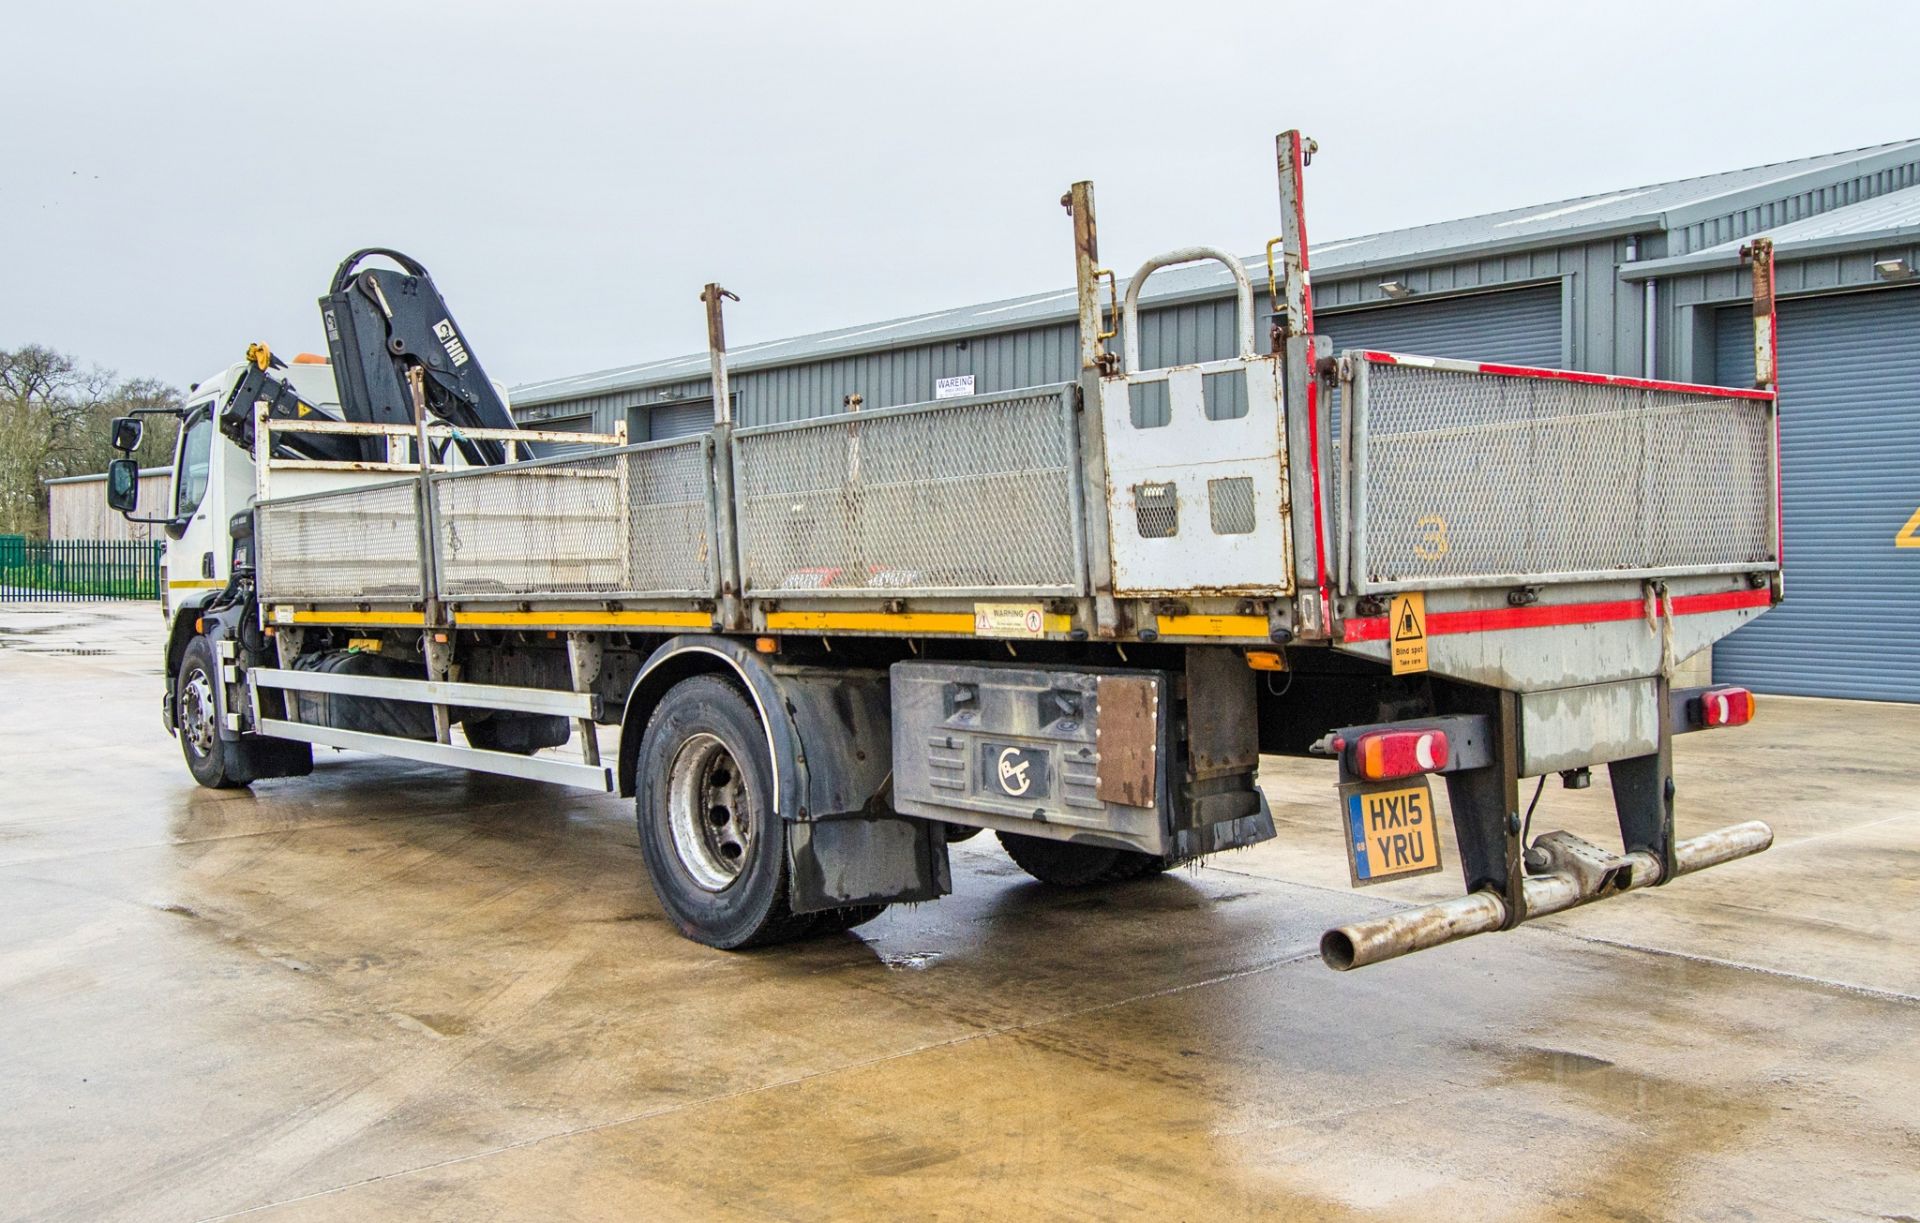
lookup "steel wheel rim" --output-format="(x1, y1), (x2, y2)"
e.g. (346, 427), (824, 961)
(181, 667), (217, 759)
(666, 732), (752, 892)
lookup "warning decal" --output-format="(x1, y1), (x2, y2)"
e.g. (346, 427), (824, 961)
(1389, 592), (1428, 675)
(974, 602), (1046, 639)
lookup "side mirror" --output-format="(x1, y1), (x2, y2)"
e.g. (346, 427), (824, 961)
(110, 416), (144, 453)
(106, 459), (140, 513)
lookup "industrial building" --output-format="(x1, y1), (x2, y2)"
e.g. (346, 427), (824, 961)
(512, 140), (1920, 703)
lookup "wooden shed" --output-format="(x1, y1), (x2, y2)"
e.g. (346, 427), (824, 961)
(44, 469), (171, 541)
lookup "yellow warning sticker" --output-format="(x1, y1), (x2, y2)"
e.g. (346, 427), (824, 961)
(1389, 591), (1428, 675)
(973, 602), (1046, 639)
(1897, 506), (1920, 549)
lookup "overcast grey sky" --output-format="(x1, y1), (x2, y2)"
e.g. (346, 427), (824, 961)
(4, 0), (1916, 391)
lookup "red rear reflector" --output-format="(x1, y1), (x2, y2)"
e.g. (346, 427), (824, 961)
(1350, 729), (1450, 781)
(1700, 686), (1755, 728)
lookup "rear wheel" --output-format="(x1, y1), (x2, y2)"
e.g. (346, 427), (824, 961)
(635, 675), (814, 949)
(996, 830), (1174, 887)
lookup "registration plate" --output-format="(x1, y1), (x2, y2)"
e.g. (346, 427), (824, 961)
(1339, 778), (1444, 886)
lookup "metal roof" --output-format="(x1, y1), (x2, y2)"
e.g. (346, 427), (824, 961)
(43, 467), (167, 486)
(1623, 181), (1920, 277)
(514, 138), (1920, 407)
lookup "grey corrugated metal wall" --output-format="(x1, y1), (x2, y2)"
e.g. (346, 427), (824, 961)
(1670, 160), (1920, 255)
(538, 241), (1618, 436)
(713, 283), (1566, 432)
(1713, 286), (1920, 702)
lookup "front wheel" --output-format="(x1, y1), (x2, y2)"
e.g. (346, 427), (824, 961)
(175, 634), (312, 789)
(177, 635), (247, 789)
(635, 675), (815, 949)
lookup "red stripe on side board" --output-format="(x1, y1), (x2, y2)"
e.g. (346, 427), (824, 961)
(1355, 351), (1775, 402)
(1340, 587), (1773, 644)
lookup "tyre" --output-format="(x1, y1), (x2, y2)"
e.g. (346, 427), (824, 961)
(635, 675), (814, 949)
(177, 636), (247, 789)
(996, 830), (1175, 887)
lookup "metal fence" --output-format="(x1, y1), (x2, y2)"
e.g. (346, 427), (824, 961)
(0, 536), (165, 601)
(1339, 355), (1780, 593)
(731, 386), (1085, 597)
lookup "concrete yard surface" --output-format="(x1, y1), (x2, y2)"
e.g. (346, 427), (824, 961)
(2, 602), (1916, 1221)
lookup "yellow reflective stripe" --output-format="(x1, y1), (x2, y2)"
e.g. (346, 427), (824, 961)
(766, 611), (974, 634)
(455, 609), (713, 629)
(765, 611), (1073, 635)
(167, 579), (225, 589)
(1154, 614), (1270, 638)
(283, 609), (428, 627)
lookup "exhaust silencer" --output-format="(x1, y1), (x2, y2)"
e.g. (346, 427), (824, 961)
(1319, 820), (1773, 971)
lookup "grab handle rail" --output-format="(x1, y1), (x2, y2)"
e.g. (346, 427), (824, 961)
(1121, 246), (1256, 373)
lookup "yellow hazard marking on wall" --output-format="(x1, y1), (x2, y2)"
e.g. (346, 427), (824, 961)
(1897, 506), (1920, 549)
(1389, 591), (1428, 675)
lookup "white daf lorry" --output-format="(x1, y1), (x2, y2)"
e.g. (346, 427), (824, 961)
(107, 133), (1782, 966)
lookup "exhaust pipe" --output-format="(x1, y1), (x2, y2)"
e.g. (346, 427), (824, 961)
(1319, 820), (1773, 971)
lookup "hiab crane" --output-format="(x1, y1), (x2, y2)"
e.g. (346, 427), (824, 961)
(106, 133), (1782, 966)
(215, 248), (526, 467)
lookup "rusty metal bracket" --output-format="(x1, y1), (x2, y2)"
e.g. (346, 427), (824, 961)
(1740, 237), (1778, 392)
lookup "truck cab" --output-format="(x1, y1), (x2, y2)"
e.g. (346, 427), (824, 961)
(160, 357), (344, 622)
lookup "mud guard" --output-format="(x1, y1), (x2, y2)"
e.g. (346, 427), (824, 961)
(620, 636), (951, 914)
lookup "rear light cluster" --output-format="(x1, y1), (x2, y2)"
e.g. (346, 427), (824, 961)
(1344, 729), (1450, 782)
(1694, 686), (1756, 729)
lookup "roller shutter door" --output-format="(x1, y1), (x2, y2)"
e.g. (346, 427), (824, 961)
(1713, 286), (1920, 702)
(538, 415), (600, 457)
(650, 399), (714, 440)
(1315, 284), (1564, 530)
(1129, 282), (1561, 426)
(1319, 283), (1563, 368)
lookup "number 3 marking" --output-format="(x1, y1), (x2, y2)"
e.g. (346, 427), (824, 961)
(1414, 515), (1450, 560)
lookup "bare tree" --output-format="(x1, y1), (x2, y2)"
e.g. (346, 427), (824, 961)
(0, 345), (182, 536)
